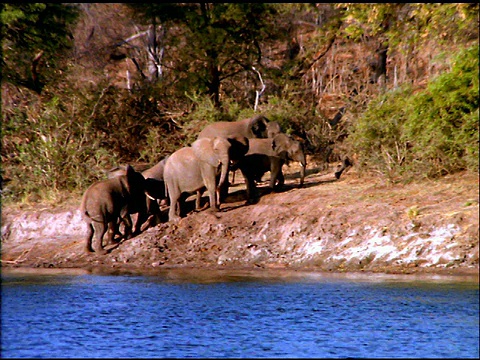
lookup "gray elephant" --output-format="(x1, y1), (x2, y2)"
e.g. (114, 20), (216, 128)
(164, 136), (249, 222)
(233, 133), (306, 203)
(106, 156), (170, 234)
(80, 165), (146, 254)
(229, 119), (283, 185)
(140, 155), (170, 226)
(197, 114), (270, 201)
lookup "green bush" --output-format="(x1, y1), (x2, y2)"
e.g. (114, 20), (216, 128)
(402, 45), (479, 177)
(1, 83), (183, 204)
(1, 95), (109, 203)
(346, 86), (412, 178)
(346, 45), (479, 180)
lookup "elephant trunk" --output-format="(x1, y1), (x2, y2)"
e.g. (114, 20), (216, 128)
(217, 155), (230, 190)
(215, 155), (230, 207)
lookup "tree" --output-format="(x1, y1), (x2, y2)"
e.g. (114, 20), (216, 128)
(127, 3), (282, 107)
(1, 3), (80, 93)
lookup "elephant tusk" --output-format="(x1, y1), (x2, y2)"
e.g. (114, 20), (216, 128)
(146, 194), (156, 201)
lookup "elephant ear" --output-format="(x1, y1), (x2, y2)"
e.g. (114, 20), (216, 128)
(227, 136), (249, 161)
(272, 133), (290, 152)
(125, 164), (135, 176)
(192, 138), (229, 168)
(125, 164), (145, 193)
(250, 115), (269, 138)
(272, 134), (290, 161)
(267, 121), (282, 138)
(212, 137), (231, 160)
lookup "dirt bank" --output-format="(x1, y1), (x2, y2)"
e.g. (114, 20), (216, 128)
(1, 159), (479, 278)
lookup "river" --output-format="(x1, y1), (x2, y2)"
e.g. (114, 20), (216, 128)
(1, 268), (478, 358)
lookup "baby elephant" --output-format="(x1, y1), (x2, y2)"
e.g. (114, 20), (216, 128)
(234, 133), (306, 203)
(80, 165), (146, 255)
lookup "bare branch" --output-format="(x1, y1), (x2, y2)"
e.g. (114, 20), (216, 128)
(252, 66), (266, 111)
(114, 30), (149, 47)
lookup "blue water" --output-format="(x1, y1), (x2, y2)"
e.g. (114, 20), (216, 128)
(1, 269), (479, 358)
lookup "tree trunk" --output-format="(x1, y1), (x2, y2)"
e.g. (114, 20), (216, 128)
(208, 58), (221, 107)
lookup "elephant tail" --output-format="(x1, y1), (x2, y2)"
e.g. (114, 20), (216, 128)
(81, 207), (105, 224)
(80, 198), (90, 222)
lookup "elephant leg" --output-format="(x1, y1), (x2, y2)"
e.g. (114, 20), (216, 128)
(274, 170), (285, 191)
(269, 162), (279, 189)
(241, 170), (258, 204)
(92, 221), (108, 255)
(106, 217), (123, 243)
(105, 221), (117, 246)
(168, 191), (182, 223)
(112, 218), (123, 240)
(270, 160), (284, 191)
(178, 193), (191, 217)
(143, 199), (161, 229)
(207, 186), (219, 212)
(218, 179), (229, 204)
(133, 209), (148, 235)
(195, 189), (204, 210)
(84, 223), (95, 253)
(122, 214), (133, 239)
(247, 178), (259, 204)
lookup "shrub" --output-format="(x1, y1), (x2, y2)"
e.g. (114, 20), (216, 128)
(1, 94), (110, 203)
(1, 82), (182, 204)
(346, 45), (479, 180)
(346, 86), (412, 178)
(402, 45), (479, 177)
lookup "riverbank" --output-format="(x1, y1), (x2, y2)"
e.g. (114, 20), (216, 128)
(1, 161), (479, 278)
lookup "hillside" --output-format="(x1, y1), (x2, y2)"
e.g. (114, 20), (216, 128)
(2, 159), (478, 277)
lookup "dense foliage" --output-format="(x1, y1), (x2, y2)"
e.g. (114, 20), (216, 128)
(1, 3), (478, 204)
(1, 3), (79, 93)
(347, 46), (478, 180)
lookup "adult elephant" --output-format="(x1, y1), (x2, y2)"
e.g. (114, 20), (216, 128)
(197, 114), (270, 201)
(164, 136), (249, 223)
(141, 155), (170, 226)
(229, 119), (284, 185)
(233, 133), (306, 203)
(80, 165), (146, 254)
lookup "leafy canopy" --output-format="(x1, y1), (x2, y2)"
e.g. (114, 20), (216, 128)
(1, 3), (80, 92)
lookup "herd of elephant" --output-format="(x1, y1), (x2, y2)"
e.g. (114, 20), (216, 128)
(80, 115), (308, 254)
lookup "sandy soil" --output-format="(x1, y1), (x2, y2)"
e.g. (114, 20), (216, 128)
(1, 157), (479, 279)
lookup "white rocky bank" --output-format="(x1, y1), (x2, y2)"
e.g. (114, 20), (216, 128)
(1, 202), (477, 273)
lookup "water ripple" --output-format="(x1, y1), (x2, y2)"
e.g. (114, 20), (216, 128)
(1, 272), (478, 358)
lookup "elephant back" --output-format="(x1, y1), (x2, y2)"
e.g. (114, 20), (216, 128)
(142, 155), (169, 181)
(246, 138), (276, 157)
(197, 115), (269, 139)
